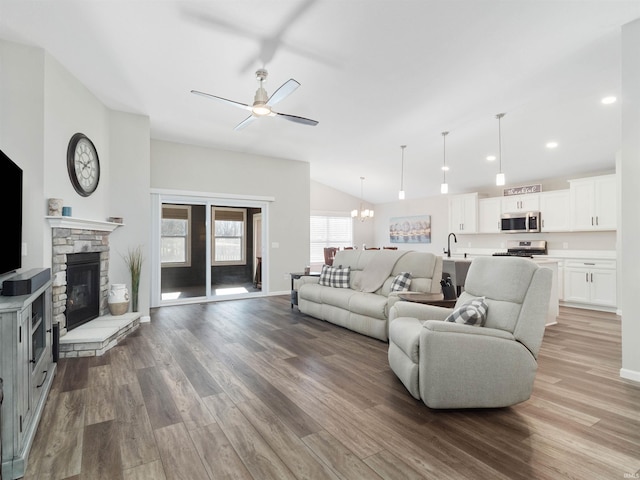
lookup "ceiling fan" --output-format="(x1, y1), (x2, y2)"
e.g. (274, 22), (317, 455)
(191, 69), (319, 131)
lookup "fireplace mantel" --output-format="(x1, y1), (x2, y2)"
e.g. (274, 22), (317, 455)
(46, 216), (123, 232)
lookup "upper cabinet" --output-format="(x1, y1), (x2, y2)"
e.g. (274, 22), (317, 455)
(500, 193), (540, 213)
(478, 197), (502, 233)
(449, 193), (479, 234)
(539, 190), (570, 232)
(569, 174), (617, 231)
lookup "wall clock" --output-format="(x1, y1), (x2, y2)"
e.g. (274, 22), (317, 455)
(67, 132), (100, 196)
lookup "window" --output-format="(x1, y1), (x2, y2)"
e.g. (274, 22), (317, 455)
(310, 215), (353, 264)
(212, 207), (246, 265)
(161, 204), (191, 267)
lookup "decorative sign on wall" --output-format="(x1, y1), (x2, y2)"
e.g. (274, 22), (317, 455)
(389, 215), (431, 244)
(503, 184), (542, 196)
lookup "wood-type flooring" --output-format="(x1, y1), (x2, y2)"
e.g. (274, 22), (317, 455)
(22, 297), (640, 479)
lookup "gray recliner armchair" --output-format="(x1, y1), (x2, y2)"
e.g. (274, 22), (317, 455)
(388, 256), (552, 409)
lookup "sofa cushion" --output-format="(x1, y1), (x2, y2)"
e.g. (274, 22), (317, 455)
(331, 265), (351, 288)
(445, 297), (488, 326)
(390, 272), (412, 292)
(348, 292), (389, 320)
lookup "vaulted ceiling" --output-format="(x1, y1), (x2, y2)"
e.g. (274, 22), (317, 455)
(1, 1), (639, 203)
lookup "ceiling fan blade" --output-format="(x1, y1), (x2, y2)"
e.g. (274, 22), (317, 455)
(191, 90), (252, 111)
(266, 79), (300, 107)
(234, 115), (257, 131)
(274, 112), (318, 126)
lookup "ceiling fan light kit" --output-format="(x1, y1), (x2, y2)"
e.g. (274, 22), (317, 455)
(191, 68), (318, 130)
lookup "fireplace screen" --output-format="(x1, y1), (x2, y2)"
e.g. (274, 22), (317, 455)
(66, 252), (100, 330)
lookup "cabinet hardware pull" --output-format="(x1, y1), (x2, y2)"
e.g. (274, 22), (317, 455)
(585, 273), (589, 282)
(584, 262), (595, 265)
(595, 216), (599, 226)
(590, 273), (593, 283)
(46, 328), (52, 333)
(591, 217), (594, 226)
(36, 370), (48, 388)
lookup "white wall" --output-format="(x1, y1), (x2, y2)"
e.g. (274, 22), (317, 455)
(1, 39), (152, 316)
(0, 40), (45, 270)
(310, 180), (374, 248)
(374, 195), (449, 254)
(151, 140), (309, 293)
(620, 19), (640, 382)
(43, 52), (111, 265)
(108, 111), (151, 315)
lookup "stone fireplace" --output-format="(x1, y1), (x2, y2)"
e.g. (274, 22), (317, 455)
(48, 217), (120, 336)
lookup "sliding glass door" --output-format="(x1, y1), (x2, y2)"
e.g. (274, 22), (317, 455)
(152, 193), (269, 307)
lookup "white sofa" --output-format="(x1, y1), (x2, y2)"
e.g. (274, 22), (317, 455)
(296, 249), (443, 341)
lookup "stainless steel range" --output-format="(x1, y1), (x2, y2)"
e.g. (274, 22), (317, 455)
(492, 240), (547, 258)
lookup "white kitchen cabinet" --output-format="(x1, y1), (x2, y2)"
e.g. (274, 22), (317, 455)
(1, 279), (56, 479)
(449, 193), (479, 234)
(569, 174), (617, 231)
(478, 197), (502, 233)
(539, 190), (570, 232)
(501, 193), (540, 213)
(563, 259), (616, 308)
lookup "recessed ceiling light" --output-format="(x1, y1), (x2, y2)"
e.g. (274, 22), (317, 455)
(546, 141), (558, 149)
(601, 96), (617, 105)
(486, 155), (496, 161)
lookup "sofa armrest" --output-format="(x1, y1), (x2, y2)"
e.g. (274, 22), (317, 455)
(423, 320), (515, 341)
(294, 275), (319, 290)
(389, 301), (452, 322)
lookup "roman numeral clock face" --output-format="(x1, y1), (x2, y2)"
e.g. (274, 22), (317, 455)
(67, 133), (100, 196)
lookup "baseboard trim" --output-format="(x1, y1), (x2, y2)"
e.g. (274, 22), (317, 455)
(620, 368), (640, 383)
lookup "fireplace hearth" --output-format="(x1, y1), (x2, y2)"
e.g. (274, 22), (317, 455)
(65, 252), (101, 331)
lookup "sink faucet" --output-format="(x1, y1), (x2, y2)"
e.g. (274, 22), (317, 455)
(444, 232), (457, 258)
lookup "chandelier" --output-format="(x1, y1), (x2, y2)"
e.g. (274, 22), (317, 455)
(351, 176), (374, 221)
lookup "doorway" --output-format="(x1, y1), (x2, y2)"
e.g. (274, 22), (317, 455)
(151, 193), (269, 307)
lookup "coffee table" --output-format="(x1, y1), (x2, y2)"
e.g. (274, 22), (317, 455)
(397, 292), (457, 308)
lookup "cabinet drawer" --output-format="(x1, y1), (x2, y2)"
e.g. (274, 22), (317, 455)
(564, 259), (616, 270)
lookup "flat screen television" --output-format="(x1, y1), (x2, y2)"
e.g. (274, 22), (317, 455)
(0, 148), (23, 277)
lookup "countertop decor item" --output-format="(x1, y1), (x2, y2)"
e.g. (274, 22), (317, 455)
(107, 283), (129, 315)
(123, 245), (144, 312)
(48, 198), (63, 216)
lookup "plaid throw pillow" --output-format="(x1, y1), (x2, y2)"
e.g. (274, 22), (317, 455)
(330, 265), (351, 288)
(445, 297), (488, 326)
(319, 264), (333, 286)
(390, 272), (412, 292)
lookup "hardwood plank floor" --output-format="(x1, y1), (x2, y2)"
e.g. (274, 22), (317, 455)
(22, 298), (640, 480)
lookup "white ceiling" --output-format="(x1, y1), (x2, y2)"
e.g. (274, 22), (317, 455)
(1, 1), (639, 204)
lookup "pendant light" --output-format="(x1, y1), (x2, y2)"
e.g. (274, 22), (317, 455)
(351, 176), (374, 221)
(496, 113), (506, 186)
(440, 131), (449, 194)
(398, 145), (406, 200)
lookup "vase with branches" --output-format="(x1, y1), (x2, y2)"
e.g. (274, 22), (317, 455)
(123, 245), (144, 312)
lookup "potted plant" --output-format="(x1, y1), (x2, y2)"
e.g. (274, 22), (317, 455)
(123, 245), (144, 312)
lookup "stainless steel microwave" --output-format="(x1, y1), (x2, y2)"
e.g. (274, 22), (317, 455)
(500, 211), (541, 233)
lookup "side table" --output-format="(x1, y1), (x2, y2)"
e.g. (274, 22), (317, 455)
(397, 292), (457, 308)
(290, 272), (320, 308)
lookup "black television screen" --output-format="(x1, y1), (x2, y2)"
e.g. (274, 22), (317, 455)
(0, 148), (23, 276)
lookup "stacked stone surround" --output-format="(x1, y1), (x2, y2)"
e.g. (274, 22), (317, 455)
(51, 227), (111, 335)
